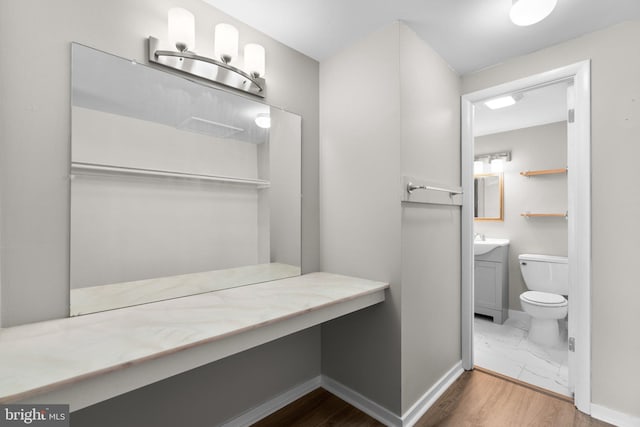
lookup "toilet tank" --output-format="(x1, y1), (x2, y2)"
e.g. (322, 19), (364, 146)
(518, 254), (568, 294)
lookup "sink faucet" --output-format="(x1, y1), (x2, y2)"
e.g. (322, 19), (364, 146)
(474, 233), (485, 241)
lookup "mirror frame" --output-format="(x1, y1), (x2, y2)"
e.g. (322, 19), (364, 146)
(474, 172), (504, 221)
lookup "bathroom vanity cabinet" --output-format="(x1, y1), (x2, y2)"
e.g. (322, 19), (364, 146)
(474, 245), (509, 324)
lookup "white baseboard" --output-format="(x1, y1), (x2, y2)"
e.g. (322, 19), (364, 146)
(321, 375), (402, 427)
(223, 362), (465, 427)
(401, 362), (464, 426)
(591, 404), (640, 427)
(322, 362), (464, 427)
(219, 375), (322, 427)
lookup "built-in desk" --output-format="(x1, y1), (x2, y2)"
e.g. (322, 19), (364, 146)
(0, 272), (388, 411)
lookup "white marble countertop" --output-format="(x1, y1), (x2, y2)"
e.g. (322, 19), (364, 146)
(0, 272), (388, 408)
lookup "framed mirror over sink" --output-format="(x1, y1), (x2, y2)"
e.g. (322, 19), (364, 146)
(474, 173), (503, 221)
(70, 44), (302, 316)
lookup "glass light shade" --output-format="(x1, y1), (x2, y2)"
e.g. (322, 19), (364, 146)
(255, 113), (271, 129)
(168, 8), (195, 52)
(244, 44), (266, 78)
(474, 161), (485, 174)
(510, 0), (557, 26)
(491, 158), (505, 173)
(214, 23), (239, 63)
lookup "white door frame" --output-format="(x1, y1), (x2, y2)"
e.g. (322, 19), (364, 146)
(460, 60), (591, 413)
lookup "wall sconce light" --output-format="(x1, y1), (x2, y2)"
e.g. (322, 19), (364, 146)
(148, 10), (266, 97)
(510, 0), (557, 26)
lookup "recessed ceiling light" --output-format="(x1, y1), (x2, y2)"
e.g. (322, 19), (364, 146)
(485, 96), (517, 110)
(510, 0), (558, 26)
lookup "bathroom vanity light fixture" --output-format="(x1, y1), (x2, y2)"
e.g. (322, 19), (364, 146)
(510, 0), (557, 26)
(148, 10), (266, 97)
(475, 151), (512, 173)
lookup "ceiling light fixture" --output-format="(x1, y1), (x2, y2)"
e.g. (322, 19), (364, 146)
(485, 95), (516, 110)
(148, 10), (266, 97)
(484, 93), (523, 110)
(510, 0), (558, 26)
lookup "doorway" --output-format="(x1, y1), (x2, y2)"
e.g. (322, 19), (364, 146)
(460, 61), (591, 413)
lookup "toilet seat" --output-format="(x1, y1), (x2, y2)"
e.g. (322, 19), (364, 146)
(520, 291), (567, 307)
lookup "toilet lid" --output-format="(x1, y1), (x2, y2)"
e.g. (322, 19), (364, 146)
(521, 291), (567, 306)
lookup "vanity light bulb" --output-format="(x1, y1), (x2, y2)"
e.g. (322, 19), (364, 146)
(244, 44), (266, 78)
(168, 8), (195, 52)
(474, 161), (485, 174)
(491, 158), (505, 173)
(214, 23), (239, 64)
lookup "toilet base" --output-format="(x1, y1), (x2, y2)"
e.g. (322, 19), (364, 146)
(528, 317), (562, 348)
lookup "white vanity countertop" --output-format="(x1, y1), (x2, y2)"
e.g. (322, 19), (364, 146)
(0, 272), (388, 407)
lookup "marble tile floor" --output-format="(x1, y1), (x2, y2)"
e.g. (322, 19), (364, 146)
(474, 314), (572, 397)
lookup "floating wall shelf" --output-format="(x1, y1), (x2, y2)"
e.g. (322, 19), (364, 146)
(520, 168), (567, 177)
(71, 162), (270, 188)
(521, 212), (568, 218)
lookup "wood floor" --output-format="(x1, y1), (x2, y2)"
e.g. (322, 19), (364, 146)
(253, 369), (612, 426)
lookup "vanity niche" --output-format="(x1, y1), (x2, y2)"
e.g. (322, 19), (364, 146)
(70, 44), (301, 315)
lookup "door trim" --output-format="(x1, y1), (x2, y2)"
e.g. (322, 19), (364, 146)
(460, 61), (591, 413)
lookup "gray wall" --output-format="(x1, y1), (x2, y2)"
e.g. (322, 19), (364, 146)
(319, 22), (403, 414)
(398, 24), (461, 412)
(462, 20), (640, 418)
(475, 122), (568, 310)
(320, 22), (461, 416)
(70, 329), (320, 427)
(0, 0), (320, 425)
(0, 0), (318, 327)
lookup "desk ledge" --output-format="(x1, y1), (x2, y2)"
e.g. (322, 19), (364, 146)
(0, 272), (388, 410)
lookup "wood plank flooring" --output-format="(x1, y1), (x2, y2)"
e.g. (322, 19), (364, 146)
(252, 387), (382, 427)
(253, 369), (612, 426)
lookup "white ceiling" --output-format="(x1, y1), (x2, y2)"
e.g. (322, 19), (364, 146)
(202, 0), (640, 74)
(474, 81), (568, 136)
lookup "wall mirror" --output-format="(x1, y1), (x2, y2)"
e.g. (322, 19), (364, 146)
(70, 44), (301, 316)
(474, 173), (503, 221)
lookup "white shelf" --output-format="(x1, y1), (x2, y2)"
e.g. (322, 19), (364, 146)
(71, 162), (270, 187)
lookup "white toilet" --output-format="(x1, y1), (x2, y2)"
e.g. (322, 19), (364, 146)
(518, 254), (568, 348)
